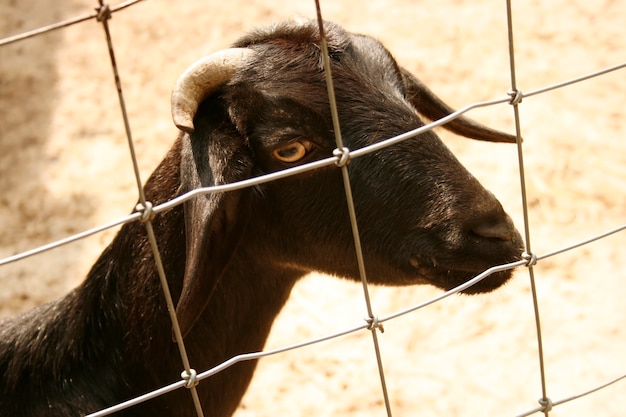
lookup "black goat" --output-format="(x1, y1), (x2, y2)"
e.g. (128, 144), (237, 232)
(0, 20), (523, 417)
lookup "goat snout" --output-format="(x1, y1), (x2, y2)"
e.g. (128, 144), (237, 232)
(468, 210), (518, 242)
(461, 197), (524, 265)
(453, 207), (523, 292)
(404, 195), (523, 294)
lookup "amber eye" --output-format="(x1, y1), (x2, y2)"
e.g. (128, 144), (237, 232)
(272, 140), (312, 163)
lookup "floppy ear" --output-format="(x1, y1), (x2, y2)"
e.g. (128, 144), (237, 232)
(169, 48), (255, 338)
(400, 68), (517, 143)
(175, 114), (253, 338)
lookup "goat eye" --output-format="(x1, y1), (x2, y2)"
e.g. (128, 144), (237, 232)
(272, 141), (312, 163)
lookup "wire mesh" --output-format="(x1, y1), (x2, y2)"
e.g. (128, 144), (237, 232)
(0, 1), (624, 416)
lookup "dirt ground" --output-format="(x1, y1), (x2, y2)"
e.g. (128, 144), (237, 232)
(0, 0), (624, 416)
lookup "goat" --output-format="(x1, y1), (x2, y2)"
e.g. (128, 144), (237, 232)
(0, 20), (523, 417)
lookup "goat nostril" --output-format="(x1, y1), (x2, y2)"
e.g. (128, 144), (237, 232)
(471, 219), (515, 242)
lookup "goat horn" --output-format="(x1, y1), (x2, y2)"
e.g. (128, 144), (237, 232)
(171, 48), (254, 132)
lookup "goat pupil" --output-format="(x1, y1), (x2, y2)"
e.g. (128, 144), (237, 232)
(281, 147), (297, 157)
(275, 143), (305, 162)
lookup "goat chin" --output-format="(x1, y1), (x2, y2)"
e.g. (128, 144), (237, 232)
(0, 18), (522, 417)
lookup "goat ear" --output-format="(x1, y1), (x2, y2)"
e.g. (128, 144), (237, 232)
(400, 68), (517, 143)
(175, 123), (252, 338)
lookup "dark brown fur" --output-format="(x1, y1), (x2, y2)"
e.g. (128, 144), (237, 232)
(0, 20), (522, 416)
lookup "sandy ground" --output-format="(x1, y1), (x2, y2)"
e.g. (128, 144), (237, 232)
(1, 0), (624, 416)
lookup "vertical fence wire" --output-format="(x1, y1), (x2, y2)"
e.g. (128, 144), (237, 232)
(0, 1), (624, 416)
(504, 1), (551, 414)
(313, 1), (393, 415)
(94, 2), (204, 416)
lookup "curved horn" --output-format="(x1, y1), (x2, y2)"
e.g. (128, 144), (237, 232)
(171, 48), (254, 132)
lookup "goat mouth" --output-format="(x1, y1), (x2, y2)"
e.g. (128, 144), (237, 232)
(408, 256), (516, 294)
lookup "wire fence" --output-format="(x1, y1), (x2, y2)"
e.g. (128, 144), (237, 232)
(0, 1), (624, 416)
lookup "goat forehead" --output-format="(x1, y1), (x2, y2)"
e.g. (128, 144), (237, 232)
(257, 48), (407, 110)
(346, 34), (404, 87)
(231, 22), (419, 144)
(236, 25), (403, 91)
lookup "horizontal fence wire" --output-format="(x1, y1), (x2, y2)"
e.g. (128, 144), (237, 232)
(0, 0), (144, 47)
(1, 68), (624, 266)
(2, 59), (625, 267)
(515, 373), (626, 417)
(83, 237), (624, 416)
(0, 1), (624, 416)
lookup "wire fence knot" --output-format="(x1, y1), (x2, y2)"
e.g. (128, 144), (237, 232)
(181, 368), (199, 389)
(135, 201), (155, 223)
(507, 89), (524, 106)
(95, 3), (112, 22)
(333, 147), (351, 167)
(366, 315), (385, 333)
(538, 397), (553, 413)
(522, 251), (538, 267)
